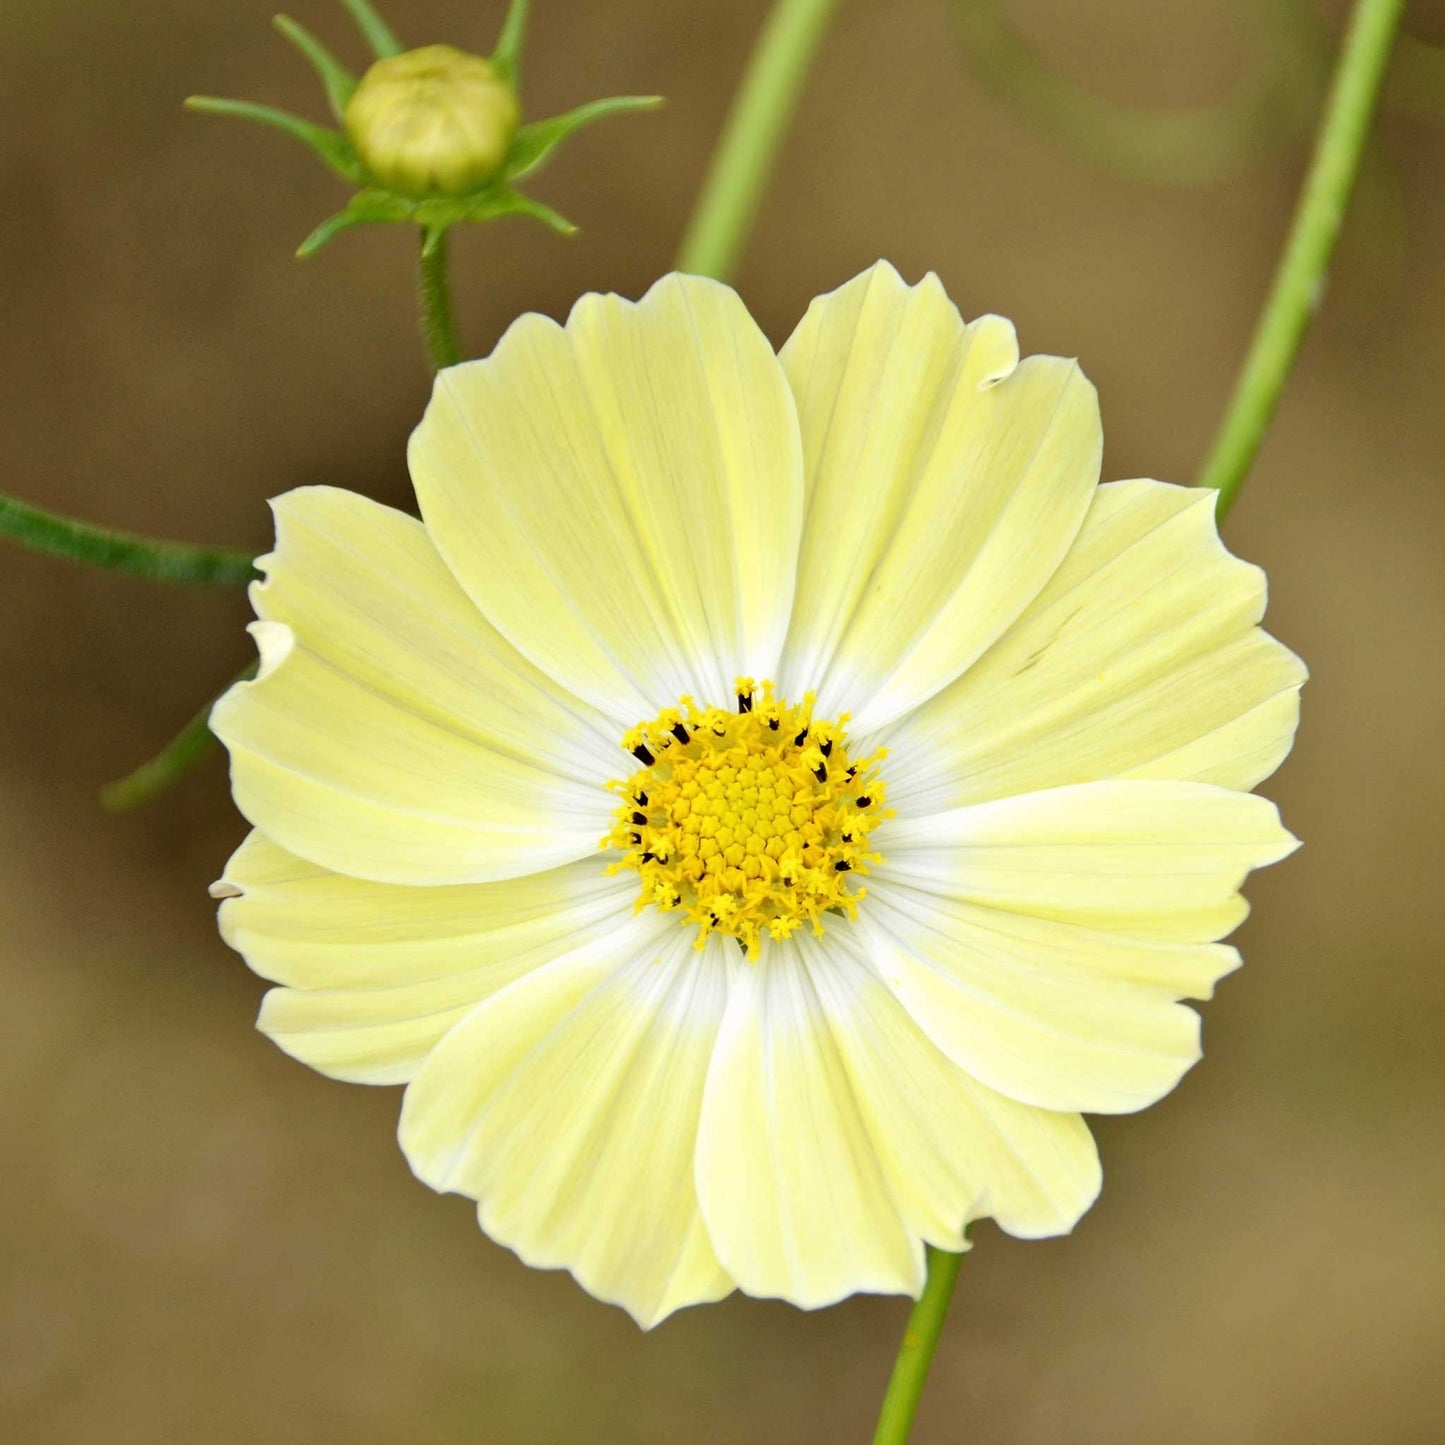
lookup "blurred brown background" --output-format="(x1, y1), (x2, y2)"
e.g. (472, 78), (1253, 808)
(2, 1), (1442, 1441)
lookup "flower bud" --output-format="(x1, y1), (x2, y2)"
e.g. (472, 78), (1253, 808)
(344, 44), (520, 197)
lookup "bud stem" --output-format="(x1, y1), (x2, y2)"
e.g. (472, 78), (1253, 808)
(417, 229), (462, 371)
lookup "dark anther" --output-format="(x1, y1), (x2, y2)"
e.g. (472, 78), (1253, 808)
(640, 851), (656, 864)
(820, 739), (833, 758)
(632, 744), (655, 766)
(671, 722), (690, 745)
(846, 765), (857, 779)
(737, 691), (753, 713)
(793, 727), (808, 746)
(842, 832), (853, 843)
(856, 795), (872, 808)
(834, 860), (852, 872)
(631, 811), (648, 826)
(768, 717), (780, 731)
(813, 762), (828, 783)
(629, 832), (642, 846)
(712, 724), (727, 737)
(634, 791), (649, 807)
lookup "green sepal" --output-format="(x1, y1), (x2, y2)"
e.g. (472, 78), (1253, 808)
(273, 14), (357, 120)
(338, 0), (401, 59)
(484, 189), (577, 235)
(184, 96), (365, 182)
(490, 0), (530, 90)
(300, 181), (576, 256)
(504, 94), (663, 182)
(405, 184), (578, 237)
(296, 191), (404, 256)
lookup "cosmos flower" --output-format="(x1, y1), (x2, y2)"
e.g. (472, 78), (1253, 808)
(209, 261), (1303, 1327)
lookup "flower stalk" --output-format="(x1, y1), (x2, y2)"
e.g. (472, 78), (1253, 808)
(1198, 0), (1405, 517)
(871, 1248), (966, 1445)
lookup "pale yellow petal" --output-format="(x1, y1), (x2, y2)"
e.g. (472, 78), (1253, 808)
(213, 831), (637, 1085)
(695, 941), (923, 1308)
(408, 273), (804, 722)
(399, 917), (734, 1328)
(865, 780), (1298, 1111)
(253, 487), (619, 784)
(777, 261), (1100, 731)
(878, 780), (1297, 934)
(211, 618), (610, 886)
(883, 480), (1306, 812)
(798, 931), (1101, 1241)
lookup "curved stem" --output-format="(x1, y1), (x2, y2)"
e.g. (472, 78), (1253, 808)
(101, 664), (255, 812)
(676, 0), (844, 282)
(0, 491), (258, 587)
(417, 230), (462, 371)
(871, 1248), (966, 1445)
(1198, 0), (1405, 517)
(949, 0), (1329, 187)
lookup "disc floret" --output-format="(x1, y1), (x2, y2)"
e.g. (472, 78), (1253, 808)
(607, 681), (889, 958)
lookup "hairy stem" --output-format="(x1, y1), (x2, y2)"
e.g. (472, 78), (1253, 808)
(677, 0), (844, 281)
(871, 1248), (966, 1445)
(1198, 0), (1405, 517)
(0, 491), (257, 587)
(417, 230), (462, 371)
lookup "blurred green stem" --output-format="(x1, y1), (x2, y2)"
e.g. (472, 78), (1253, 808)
(0, 491), (257, 587)
(101, 664), (256, 812)
(1199, 0), (1405, 517)
(417, 230), (462, 371)
(948, 0), (1329, 187)
(871, 1248), (965, 1445)
(677, 0), (843, 281)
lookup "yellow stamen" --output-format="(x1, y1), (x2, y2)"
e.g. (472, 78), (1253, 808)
(605, 680), (889, 958)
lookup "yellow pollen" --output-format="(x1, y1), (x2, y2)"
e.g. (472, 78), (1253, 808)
(605, 680), (889, 959)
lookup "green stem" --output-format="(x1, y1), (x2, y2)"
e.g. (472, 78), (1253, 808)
(101, 664), (256, 812)
(676, 0), (844, 282)
(1197, 0), (1405, 517)
(0, 491), (258, 587)
(417, 230), (462, 371)
(871, 1248), (966, 1445)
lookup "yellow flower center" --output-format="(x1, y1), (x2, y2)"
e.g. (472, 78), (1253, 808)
(606, 680), (888, 958)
